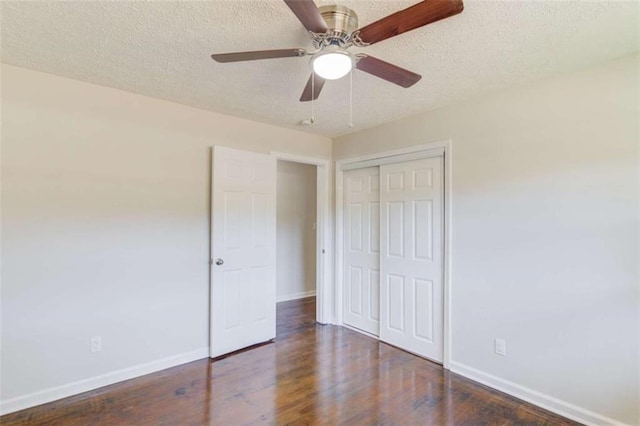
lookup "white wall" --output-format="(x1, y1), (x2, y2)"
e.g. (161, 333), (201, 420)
(276, 160), (317, 302)
(0, 64), (331, 412)
(334, 54), (639, 425)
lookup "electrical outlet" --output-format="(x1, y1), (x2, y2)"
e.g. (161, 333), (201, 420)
(91, 336), (102, 353)
(494, 338), (506, 356)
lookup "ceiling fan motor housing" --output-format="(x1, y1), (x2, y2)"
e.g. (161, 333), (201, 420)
(317, 5), (358, 47)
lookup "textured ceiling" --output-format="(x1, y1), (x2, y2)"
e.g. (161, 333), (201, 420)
(1, 0), (638, 137)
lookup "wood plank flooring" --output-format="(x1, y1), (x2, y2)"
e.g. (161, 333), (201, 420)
(1, 297), (580, 425)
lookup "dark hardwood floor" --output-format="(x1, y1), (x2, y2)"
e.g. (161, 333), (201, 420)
(2, 297), (580, 425)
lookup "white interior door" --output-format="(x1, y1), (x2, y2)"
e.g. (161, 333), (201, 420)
(380, 157), (444, 361)
(210, 146), (276, 358)
(343, 167), (380, 336)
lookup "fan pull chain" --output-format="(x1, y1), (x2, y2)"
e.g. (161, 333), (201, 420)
(348, 70), (353, 128)
(310, 72), (315, 124)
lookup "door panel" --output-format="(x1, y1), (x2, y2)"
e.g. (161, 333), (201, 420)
(387, 274), (405, 331)
(414, 278), (434, 342)
(343, 167), (380, 336)
(349, 266), (363, 314)
(210, 146), (276, 358)
(380, 157), (443, 362)
(349, 203), (363, 251)
(222, 269), (241, 329)
(387, 202), (404, 257)
(369, 269), (380, 321)
(414, 200), (433, 260)
(369, 202), (380, 252)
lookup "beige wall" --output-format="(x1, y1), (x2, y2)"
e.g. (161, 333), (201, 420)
(0, 64), (331, 409)
(276, 160), (317, 301)
(334, 54), (639, 425)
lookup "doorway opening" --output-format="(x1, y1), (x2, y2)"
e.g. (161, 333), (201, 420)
(271, 152), (333, 330)
(276, 160), (318, 337)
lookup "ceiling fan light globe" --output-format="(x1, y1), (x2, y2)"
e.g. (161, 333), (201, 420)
(312, 51), (354, 80)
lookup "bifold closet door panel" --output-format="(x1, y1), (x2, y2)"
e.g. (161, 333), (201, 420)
(343, 167), (380, 336)
(379, 157), (444, 362)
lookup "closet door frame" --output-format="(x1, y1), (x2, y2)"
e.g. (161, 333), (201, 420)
(335, 140), (452, 368)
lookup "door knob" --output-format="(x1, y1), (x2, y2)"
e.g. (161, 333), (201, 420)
(215, 258), (224, 265)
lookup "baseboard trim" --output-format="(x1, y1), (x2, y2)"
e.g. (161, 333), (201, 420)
(276, 290), (316, 303)
(0, 347), (209, 416)
(449, 361), (629, 426)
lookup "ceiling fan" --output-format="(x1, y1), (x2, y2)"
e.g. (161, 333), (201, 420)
(211, 0), (464, 102)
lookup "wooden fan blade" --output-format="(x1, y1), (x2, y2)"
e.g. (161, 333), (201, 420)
(355, 0), (463, 45)
(356, 56), (422, 88)
(300, 73), (326, 102)
(283, 0), (328, 33)
(211, 49), (305, 63)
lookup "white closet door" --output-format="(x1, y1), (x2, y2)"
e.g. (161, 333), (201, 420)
(380, 157), (443, 361)
(343, 167), (380, 336)
(210, 146), (277, 358)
